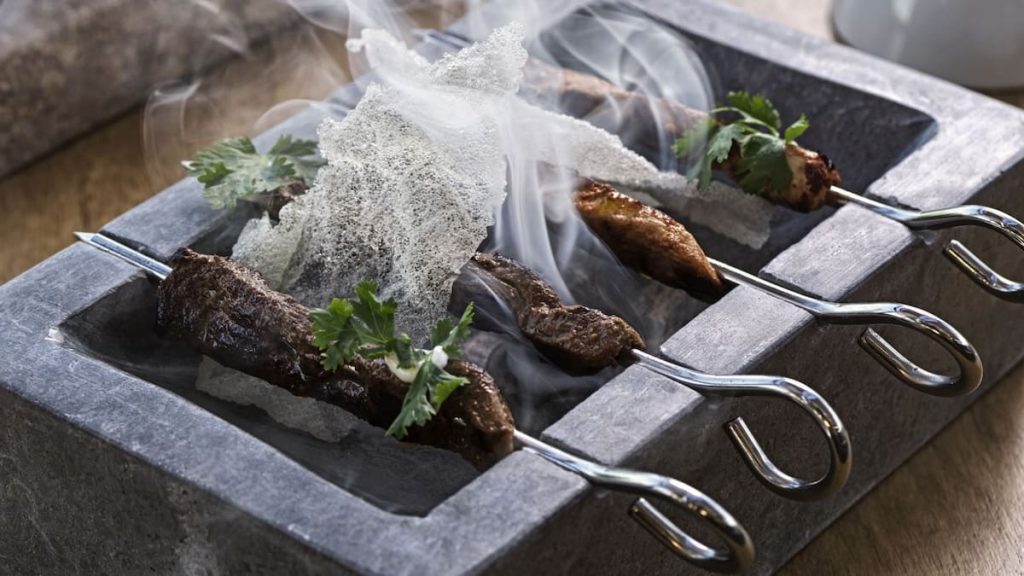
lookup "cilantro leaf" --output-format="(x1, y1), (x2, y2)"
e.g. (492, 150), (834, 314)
(386, 365), (437, 439)
(185, 134), (324, 209)
(309, 298), (358, 371)
(725, 91), (781, 131)
(681, 122), (745, 189)
(430, 302), (474, 359)
(671, 116), (715, 158)
(431, 371), (468, 408)
(736, 133), (791, 195)
(309, 283), (476, 440)
(349, 281), (398, 357)
(784, 114), (810, 143)
(674, 90), (811, 197)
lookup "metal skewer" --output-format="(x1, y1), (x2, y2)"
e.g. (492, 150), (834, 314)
(75, 231), (755, 574)
(829, 186), (1024, 302)
(81, 231), (853, 501)
(416, 28), (993, 394)
(630, 350), (850, 501)
(711, 258), (982, 397)
(417, 27), (854, 502)
(419, 27), (1023, 303)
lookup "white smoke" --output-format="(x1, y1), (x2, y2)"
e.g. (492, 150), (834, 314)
(232, 22), (707, 341)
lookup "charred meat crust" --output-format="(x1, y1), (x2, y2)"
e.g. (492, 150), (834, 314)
(156, 249), (515, 469)
(520, 59), (842, 212)
(468, 252), (645, 372)
(573, 181), (726, 301)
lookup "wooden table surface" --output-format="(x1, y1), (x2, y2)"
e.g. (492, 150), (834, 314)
(1, 2), (1022, 574)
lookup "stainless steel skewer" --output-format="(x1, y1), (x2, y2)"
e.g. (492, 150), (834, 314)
(630, 350), (850, 501)
(81, 232), (854, 501)
(829, 186), (1024, 302)
(75, 231), (755, 574)
(416, 29), (991, 396)
(711, 258), (983, 397)
(419, 28), (1023, 302)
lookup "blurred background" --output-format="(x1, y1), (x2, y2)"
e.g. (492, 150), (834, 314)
(0, 1), (1021, 573)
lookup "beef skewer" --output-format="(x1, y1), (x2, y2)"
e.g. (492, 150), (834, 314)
(157, 247), (515, 470)
(419, 28), (1024, 301)
(171, 152), (851, 499)
(574, 181), (983, 397)
(75, 231), (755, 574)
(460, 252), (851, 501)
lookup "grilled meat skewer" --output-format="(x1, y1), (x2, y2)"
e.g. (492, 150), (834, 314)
(157, 248), (516, 469)
(76, 232), (756, 572)
(463, 252), (644, 372)
(519, 58), (841, 212)
(459, 249), (853, 501)
(574, 180), (726, 301)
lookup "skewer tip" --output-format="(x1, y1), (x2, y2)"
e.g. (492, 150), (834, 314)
(73, 231), (94, 243)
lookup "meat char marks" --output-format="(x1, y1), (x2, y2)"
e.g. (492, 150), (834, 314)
(466, 252), (644, 372)
(573, 181), (726, 301)
(156, 249), (515, 469)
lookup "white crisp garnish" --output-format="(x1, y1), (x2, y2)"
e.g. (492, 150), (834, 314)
(430, 345), (449, 369)
(231, 22), (770, 344)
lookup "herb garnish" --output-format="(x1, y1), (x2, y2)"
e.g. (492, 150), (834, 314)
(673, 91), (809, 196)
(309, 281), (475, 439)
(185, 135), (324, 209)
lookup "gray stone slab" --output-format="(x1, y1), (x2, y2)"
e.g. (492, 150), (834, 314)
(2, 0), (1024, 575)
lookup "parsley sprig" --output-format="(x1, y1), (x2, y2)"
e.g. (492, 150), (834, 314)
(673, 91), (809, 196)
(309, 282), (476, 439)
(185, 135), (324, 209)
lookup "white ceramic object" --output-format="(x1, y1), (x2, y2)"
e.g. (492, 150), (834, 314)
(834, 0), (1024, 89)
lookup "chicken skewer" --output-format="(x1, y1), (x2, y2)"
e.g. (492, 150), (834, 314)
(75, 231), (755, 574)
(419, 28), (1024, 302)
(575, 181), (983, 397)
(459, 252), (851, 501)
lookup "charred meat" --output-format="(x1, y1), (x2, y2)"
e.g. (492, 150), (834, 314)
(156, 249), (515, 469)
(573, 181), (726, 301)
(466, 252), (644, 372)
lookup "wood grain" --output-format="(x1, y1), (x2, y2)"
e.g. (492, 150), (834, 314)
(0, 2), (1022, 575)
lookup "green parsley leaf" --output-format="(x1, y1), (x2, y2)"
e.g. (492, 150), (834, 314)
(736, 133), (791, 195)
(784, 114), (810, 143)
(349, 281), (398, 358)
(309, 298), (358, 371)
(386, 364), (437, 439)
(671, 116), (715, 158)
(430, 302), (474, 359)
(685, 122), (745, 189)
(725, 91), (781, 131)
(674, 90), (811, 197)
(430, 371), (469, 408)
(185, 134), (324, 210)
(309, 282), (476, 440)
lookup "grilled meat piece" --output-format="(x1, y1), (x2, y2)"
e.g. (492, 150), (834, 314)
(466, 252), (644, 372)
(520, 59), (842, 212)
(778, 144), (840, 212)
(156, 248), (515, 469)
(365, 358), (516, 467)
(574, 181), (726, 301)
(520, 58), (706, 138)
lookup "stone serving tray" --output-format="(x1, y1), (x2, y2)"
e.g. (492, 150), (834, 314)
(2, 0), (1023, 574)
